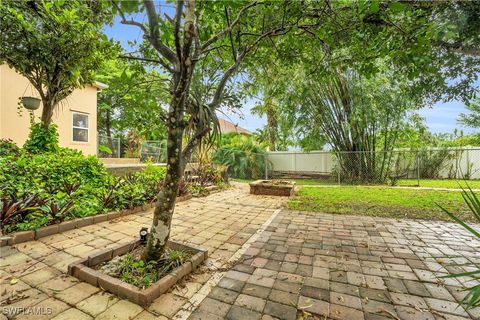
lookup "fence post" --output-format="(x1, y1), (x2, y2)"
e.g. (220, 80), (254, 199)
(117, 138), (121, 158)
(337, 153), (341, 185)
(293, 152), (296, 173)
(416, 150), (420, 186)
(264, 153), (268, 180)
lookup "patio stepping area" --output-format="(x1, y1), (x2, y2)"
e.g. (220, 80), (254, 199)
(189, 208), (480, 320)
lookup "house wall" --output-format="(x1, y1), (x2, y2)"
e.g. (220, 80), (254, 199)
(0, 65), (98, 155)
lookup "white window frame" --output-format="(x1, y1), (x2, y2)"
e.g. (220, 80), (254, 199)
(72, 111), (89, 143)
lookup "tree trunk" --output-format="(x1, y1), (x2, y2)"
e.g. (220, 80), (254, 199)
(40, 98), (55, 127)
(142, 106), (184, 261)
(265, 98), (277, 151)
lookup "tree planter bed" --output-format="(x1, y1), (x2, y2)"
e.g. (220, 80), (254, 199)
(0, 194), (192, 247)
(249, 180), (296, 196)
(68, 240), (207, 307)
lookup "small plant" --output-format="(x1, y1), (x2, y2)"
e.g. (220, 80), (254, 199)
(0, 190), (40, 232)
(118, 249), (191, 289)
(177, 179), (189, 196)
(39, 192), (76, 224)
(188, 183), (207, 196)
(120, 254), (159, 288)
(158, 249), (190, 277)
(96, 176), (123, 209)
(98, 144), (113, 157)
(437, 184), (480, 310)
(23, 123), (59, 154)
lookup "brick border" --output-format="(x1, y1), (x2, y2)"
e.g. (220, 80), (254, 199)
(68, 239), (208, 307)
(249, 180), (295, 196)
(0, 194), (193, 247)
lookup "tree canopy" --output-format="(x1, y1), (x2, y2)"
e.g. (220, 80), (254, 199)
(459, 96), (480, 129)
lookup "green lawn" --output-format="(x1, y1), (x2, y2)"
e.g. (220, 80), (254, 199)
(232, 178), (338, 185)
(287, 185), (478, 222)
(233, 177), (480, 189)
(396, 179), (480, 189)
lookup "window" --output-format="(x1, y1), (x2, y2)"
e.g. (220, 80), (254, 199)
(72, 112), (89, 142)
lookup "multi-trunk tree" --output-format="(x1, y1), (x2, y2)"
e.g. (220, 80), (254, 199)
(112, 0), (317, 261)
(113, 0), (480, 261)
(112, 0), (480, 259)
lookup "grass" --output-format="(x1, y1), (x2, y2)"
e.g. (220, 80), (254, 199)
(287, 185), (478, 222)
(233, 177), (480, 189)
(232, 178), (338, 185)
(396, 179), (480, 189)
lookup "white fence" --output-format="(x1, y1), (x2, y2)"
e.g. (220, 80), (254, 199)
(267, 151), (333, 174)
(267, 148), (480, 180)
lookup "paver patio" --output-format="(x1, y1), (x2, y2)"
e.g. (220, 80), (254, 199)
(0, 185), (284, 319)
(1, 184), (479, 319)
(189, 205), (480, 319)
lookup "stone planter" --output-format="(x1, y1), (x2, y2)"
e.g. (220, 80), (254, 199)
(249, 180), (295, 196)
(68, 240), (207, 307)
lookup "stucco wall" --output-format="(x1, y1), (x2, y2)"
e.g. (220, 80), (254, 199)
(0, 65), (98, 155)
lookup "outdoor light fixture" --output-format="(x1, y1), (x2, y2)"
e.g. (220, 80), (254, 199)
(139, 227), (148, 244)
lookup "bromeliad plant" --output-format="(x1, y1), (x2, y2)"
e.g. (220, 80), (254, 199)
(437, 184), (480, 310)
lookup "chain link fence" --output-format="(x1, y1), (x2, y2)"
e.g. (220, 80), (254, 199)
(267, 148), (480, 186)
(139, 141), (167, 163)
(97, 135), (121, 158)
(98, 143), (480, 186)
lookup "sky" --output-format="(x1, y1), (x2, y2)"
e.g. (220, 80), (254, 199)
(103, 16), (478, 136)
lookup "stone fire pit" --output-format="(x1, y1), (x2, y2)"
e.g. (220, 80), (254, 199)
(249, 180), (295, 196)
(68, 240), (207, 307)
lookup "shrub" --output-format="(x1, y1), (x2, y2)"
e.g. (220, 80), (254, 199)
(0, 139), (20, 157)
(23, 123), (59, 154)
(0, 147), (108, 232)
(189, 164), (227, 187)
(135, 164), (167, 201)
(213, 133), (267, 180)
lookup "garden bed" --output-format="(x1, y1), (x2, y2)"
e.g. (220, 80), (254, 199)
(0, 194), (192, 247)
(249, 180), (295, 196)
(68, 240), (207, 307)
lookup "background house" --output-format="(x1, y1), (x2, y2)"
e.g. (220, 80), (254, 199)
(0, 65), (106, 155)
(218, 118), (251, 135)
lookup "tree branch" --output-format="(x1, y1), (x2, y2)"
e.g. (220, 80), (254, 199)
(182, 126), (211, 167)
(119, 54), (174, 73)
(209, 26), (289, 108)
(201, 1), (259, 51)
(144, 0), (178, 65)
(173, 1), (184, 63)
(436, 41), (480, 56)
(112, 1), (148, 34)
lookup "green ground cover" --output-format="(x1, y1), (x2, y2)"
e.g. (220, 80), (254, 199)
(234, 178), (480, 189)
(287, 185), (478, 222)
(396, 179), (480, 189)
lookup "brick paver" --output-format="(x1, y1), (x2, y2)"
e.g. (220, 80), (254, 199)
(191, 207), (480, 320)
(1, 184), (283, 319)
(2, 184), (479, 319)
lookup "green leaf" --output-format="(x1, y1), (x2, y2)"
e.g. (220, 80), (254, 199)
(370, 0), (380, 13)
(389, 1), (405, 13)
